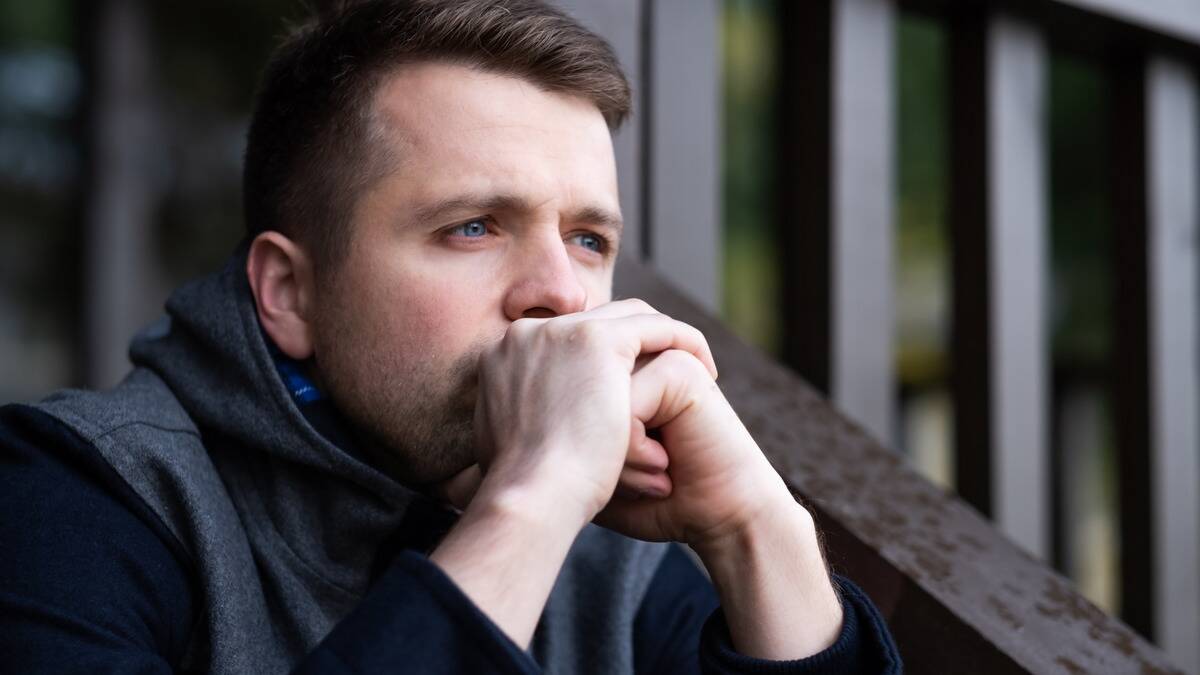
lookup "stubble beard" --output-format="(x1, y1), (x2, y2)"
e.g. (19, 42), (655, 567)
(319, 342), (481, 488)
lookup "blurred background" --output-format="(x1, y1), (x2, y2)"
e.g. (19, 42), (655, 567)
(725, 0), (1119, 601)
(0, 0), (1196, 670)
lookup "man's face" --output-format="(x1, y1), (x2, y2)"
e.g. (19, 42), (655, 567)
(309, 62), (622, 486)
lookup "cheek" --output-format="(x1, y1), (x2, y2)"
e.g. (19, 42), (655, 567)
(364, 270), (497, 363)
(582, 269), (613, 310)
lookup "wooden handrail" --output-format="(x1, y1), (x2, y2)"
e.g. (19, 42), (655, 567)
(615, 257), (1184, 674)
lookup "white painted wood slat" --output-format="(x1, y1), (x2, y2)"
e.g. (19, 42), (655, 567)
(1146, 55), (1200, 675)
(1054, 0), (1200, 47)
(988, 16), (1050, 560)
(830, 0), (896, 443)
(645, 0), (722, 313)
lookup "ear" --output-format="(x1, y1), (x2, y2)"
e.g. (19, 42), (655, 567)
(246, 231), (316, 360)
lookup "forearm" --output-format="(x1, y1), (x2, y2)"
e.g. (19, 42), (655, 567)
(693, 497), (844, 661)
(429, 484), (584, 649)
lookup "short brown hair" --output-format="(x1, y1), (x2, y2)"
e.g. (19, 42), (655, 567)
(242, 0), (631, 269)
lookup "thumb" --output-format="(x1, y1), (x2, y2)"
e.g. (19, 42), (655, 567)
(431, 464), (484, 510)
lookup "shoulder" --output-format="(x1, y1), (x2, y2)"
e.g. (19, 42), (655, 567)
(30, 370), (233, 552)
(33, 368), (198, 443)
(0, 402), (197, 667)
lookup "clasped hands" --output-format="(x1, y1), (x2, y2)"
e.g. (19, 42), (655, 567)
(430, 298), (843, 660)
(443, 298), (793, 551)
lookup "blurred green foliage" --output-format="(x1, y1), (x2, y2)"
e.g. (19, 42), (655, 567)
(1048, 53), (1118, 613)
(721, 0), (779, 355)
(895, 14), (949, 387)
(0, 0), (71, 46)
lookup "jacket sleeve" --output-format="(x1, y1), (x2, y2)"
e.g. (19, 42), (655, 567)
(0, 405), (195, 674)
(633, 544), (903, 674)
(294, 551), (539, 674)
(697, 577), (903, 674)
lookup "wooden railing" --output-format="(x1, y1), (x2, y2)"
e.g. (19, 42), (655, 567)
(618, 257), (1183, 673)
(776, 2), (1198, 670)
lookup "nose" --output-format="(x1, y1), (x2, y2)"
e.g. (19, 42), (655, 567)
(502, 234), (588, 320)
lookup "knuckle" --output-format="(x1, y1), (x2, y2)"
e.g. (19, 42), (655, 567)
(540, 318), (572, 341)
(506, 318), (539, 341)
(689, 357), (712, 381)
(684, 323), (712, 353)
(658, 348), (694, 370)
(623, 298), (657, 314)
(567, 320), (605, 346)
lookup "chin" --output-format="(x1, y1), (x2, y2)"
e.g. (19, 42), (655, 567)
(389, 425), (477, 487)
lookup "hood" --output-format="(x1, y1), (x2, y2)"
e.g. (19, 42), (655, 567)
(129, 244), (417, 596)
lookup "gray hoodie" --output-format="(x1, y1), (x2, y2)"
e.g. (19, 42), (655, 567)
(34, 248), (667, 674)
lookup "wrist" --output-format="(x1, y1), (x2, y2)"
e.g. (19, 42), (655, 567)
(689, 474), (803, 556)
(467, 471), (592, 539)
(691, 493), (821, 576)
(692, 497), (844, 660)
(429, 476), (587, 649)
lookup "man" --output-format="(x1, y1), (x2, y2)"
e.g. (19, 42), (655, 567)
(0, 1), (900, 672)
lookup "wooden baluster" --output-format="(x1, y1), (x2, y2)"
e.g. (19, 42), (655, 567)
(643, 0), (721, 312)
(949, 11), (1051, 560)
(778, 0), (896, 443)
(1145, 57), (1199, 674)
(1112, 52), (1200, 670)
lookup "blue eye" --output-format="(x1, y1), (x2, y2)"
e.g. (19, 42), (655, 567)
(572, 233), (605, 253)
(452, 220), (488, 237)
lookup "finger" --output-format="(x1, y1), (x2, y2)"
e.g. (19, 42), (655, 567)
(578, 297), (662, 320)
(429, 464), (484, 510)
(505, 298), (657, 341)
(614, 466), (673, 500)
(627, 417), (669, 472)
(632, 353), (655, 374)
(594, 490), (669, 542)
(630, 349), (716, 428)
(508, 301), (718, 378)
(538, 298), (659, 331)
(605, 314), (718, 379)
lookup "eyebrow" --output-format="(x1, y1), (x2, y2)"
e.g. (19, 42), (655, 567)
(411, 193), (624, 232)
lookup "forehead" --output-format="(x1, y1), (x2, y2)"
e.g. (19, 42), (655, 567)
(368, 61), (620, 211)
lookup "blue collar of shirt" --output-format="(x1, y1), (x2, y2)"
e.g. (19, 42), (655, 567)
(266, 341), (324, 405)
(262, 336), (371, 463)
